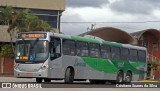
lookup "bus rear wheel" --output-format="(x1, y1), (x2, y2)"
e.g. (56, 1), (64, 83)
(36, 78), (43, 83)
(64, 68), (74, 84)
(116, 71), (124, 83)
(125, 72), (132, 83)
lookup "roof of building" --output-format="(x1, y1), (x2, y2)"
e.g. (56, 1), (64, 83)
(0, 26), (17, 42)
(79, 27), (134, 44)
(130, 29), (160, 40)
(0, 0), (65, 11)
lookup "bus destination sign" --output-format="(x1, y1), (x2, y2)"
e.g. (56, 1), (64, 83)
(18, 33), (47, 39)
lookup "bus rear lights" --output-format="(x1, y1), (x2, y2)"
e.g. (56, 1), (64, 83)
(40, 65), (48, 70)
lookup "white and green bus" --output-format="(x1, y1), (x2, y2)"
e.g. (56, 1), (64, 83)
(14, 32), (147, 84)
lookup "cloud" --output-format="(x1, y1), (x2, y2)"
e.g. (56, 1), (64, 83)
(66, 0), (109, 8)
(60, 0), (160, 35)
(109, 0), (160, 15)
(61, 8), (90, 35)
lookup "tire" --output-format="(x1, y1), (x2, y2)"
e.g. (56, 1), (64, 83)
(44, 78), (51, 82)
(36, 78), (43, 83)
(116, 71), (124, 83)
(125, 72), (132, 84)
(64, 68), (74, 84)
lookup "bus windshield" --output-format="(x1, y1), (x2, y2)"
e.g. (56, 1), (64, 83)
(15, 40), (49, 63)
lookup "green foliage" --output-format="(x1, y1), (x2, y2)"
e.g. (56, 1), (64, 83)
(0, 6), (53, 54)
(22, 15), (52, 32)
(0, 6), (53, 33)
(151, 59), (159, 70)
(0, 44), (14, 58)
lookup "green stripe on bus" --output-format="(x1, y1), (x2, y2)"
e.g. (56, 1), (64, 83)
(71, 36), (100, 43)
(103, 41), (122, 47)
(82, 57), (146, 74)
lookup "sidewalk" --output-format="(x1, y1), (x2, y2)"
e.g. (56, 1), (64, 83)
(0, 73), (14, 77)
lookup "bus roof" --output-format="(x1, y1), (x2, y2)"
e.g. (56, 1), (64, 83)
(18, 32), (147, 50)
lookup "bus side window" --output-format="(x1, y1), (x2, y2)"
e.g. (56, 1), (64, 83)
(100, 45), (111, 59)
(121, 48), (129, 60)
(62, 39), (76, 56)
(76, 41), (89, 57)
(50, 37), (61, 60)
(111, 46), (121, 60)
(138, 50), (146, 62)
(89, 43), (100, 58)
(130, 49), (138, 61)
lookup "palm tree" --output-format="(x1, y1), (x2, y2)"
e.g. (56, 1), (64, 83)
(0, 6), (18, 53)
(23, 14), (52, 32)
(0, 7), (53, 53)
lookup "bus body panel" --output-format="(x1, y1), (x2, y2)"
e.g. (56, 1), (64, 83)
(14, 59), (49, 78)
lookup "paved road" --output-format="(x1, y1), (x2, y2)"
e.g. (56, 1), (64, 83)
(0, 77), (159, 91)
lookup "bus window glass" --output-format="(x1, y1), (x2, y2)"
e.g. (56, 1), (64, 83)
(50, 37), (61, 60)
(76, 42), (89, 56)
(111, 46), (121, 60)
(138, 50), (146, 62)
(121, 48), (129, 60)
(15, 40), (49, 62)
(101, 45), (111, 59)
(89, 43), (100, 58)
(130, 49), (138, 61)
(63, 40), (75, 56)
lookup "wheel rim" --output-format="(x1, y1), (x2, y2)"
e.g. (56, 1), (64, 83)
(125, 75), (130, 82)
(125, 73), (131, 82)
(118, 75), (123, 82)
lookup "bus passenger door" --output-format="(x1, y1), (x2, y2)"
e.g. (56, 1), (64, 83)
(50, 37), (61, 60)
(49, 37), (63, 78)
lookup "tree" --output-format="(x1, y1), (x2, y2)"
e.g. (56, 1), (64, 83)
(1, 44), (14, 58)
(0, 44), (14, 73)
(21, 14), (52, 32)
(151, 58), (159, 80)
(0, 6), (53, 53)
(0, 6), (17, 53)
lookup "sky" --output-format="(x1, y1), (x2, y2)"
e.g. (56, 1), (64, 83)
(60, 0), (160, 35)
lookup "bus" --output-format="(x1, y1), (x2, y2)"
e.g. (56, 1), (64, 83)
(14, 31), (148, 84)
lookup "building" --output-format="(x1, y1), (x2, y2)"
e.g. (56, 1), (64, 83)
(0, 0), (65, 76)
(81, 27), (160, 80)
(0, 0), (65, 31)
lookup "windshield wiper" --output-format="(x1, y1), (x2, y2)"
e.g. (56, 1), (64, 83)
(22, 38), (26, 55)
(31, 38), (39, 49)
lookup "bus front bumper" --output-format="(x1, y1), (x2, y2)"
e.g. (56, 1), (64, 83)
(14, 70), (48, 78)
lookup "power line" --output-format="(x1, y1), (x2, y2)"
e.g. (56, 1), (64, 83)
(61, 20), (160, 24)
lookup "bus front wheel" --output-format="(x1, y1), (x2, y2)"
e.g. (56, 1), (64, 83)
(36, 78), (43, 83)
(64, 68), (74, 84)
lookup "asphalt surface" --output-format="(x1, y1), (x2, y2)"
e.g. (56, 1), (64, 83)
(0, 77), (159, 91)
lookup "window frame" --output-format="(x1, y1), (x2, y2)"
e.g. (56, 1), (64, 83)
(111, 46), (121, 60)
(138, 50), (146, 62)
(121, 47), (129, 60)
(89, 43), (101, 58)
(76, 41), (89, 57)
(62, 39), (76, 56)
(100, 45), (111, 59)
(129, 49), (138, 61)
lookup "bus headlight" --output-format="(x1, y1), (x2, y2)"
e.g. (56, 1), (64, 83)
(40, 65), (48, 71)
